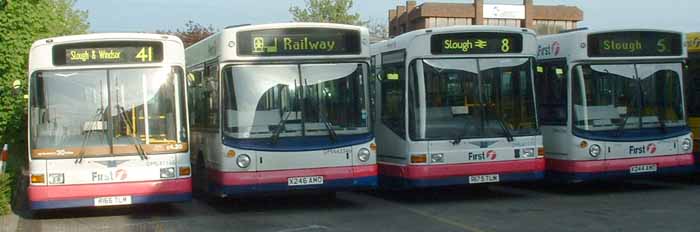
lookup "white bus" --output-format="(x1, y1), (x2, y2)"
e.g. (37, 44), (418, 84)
(536, 28), (693, 182)
(186, 23), (376, 197)
(27, 33), (191, 210)
(371, 26), (544, 189)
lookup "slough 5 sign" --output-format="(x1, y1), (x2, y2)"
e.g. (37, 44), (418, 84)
(53, 41), (164, 66)
(587, 31), (682, 57)
(431, 32), (523, 55)
(236, 27), (361, 56)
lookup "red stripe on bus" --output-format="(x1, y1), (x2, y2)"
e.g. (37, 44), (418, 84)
(28, 178), (191, 202)
(546, 153), (694, 173)
(379, 159), (545, 179)
(211, 164), (378, 186)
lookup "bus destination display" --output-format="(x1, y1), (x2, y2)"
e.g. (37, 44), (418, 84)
(588, 31), (682, 57)
(431, 32), (523, 55)
(53, 41), (163, 66)
(237, 28), (361, 56)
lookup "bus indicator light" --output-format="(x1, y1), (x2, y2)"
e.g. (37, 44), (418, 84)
(31, 174), (45, 184)
(411, 154), (427, 163)
(580, 141), (588, 149)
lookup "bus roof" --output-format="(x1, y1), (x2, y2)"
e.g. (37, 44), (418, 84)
(28, 33), (185, 72)
(371, 25), (537, 61)
(537, 28), (687, 62)
(186, 22), (370, 67)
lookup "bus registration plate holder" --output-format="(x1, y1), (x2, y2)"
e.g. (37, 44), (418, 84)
(94, 196), (132, 206)
(468, 174), (500, 184)
(288, 176), (324, 186)
(630, 164), (657, 174)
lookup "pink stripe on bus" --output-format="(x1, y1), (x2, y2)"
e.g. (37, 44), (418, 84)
(211, 164), (378, 186)
(379, 159), (545, 180)
(546, 153), (694, 173)
(28, 178), (191, 202)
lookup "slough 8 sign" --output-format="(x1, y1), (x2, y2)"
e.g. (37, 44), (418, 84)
(52, 41), (164, 66)
(431, 32), (523, 55)
(236, 28), (361, 56)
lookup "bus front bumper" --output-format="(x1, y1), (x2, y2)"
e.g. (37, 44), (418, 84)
(378, 158), (545, 189)
(209, 165), (378, 196)
(546, 153), (694, 183)
(28, 178), (192, 210)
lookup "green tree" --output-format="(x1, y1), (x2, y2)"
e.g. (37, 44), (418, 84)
(0, 0), (89, 144)
(157, 20), (217, 48)
(289, 0), (367, 25)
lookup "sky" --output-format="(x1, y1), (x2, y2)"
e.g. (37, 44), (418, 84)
(74, 0), (700, 33)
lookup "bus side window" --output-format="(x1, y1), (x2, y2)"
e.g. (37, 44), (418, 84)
(188, 69), (205, 129)
(380, 50), (406, 138)
(204, 63), (220, 129)
(535, 59), (568, 125)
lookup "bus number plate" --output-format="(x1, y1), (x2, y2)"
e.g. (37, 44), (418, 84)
(468, 174), (500, 184)
(288, 176), (324, 186)
(94, 196), (132, 206)
(630, 164), (657, 174)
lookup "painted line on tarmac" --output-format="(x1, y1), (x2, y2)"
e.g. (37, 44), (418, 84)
(276, 225), (330, 232)
(341, 192), (489, 232)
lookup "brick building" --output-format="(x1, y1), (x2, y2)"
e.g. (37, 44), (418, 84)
(388, 0), (583, 37)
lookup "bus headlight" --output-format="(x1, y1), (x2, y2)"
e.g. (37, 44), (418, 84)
(358, 148), (371, 162)
(236, 154), (251, 168)
(682, 138), (692, 151)
(431, 153), (444, 163)
(160, 167), (176, 178)
(589, 144), (601, 157)
(522, 148), (535, 158)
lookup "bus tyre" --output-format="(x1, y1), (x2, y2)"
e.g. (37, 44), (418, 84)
(323, 192), (337, 201)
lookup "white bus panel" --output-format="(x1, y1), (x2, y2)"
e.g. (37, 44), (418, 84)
(186, 23), (376, 197)
(536, 28), (692, 182)
(371, 26), (544, 189)
(27, 33), (191, 210)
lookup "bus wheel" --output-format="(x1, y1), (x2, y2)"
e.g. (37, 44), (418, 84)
(323, 191), (337, 201)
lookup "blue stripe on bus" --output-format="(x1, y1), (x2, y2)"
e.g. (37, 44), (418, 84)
(211, 176), (377, 196)
(30, 193), (192, 210)
(572, 126), (690, 142)
(695, 153), (700, 169)
(222, 133), (374, 152)
(378, 171), (544, 189)
(546, 165), (695, 183)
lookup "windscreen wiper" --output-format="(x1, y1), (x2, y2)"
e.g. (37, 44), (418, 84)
(75, 108), (106, 164)
(486, 106), (514, 142)
(117, 105), (148, 160)
(271, 111), (293, 145)
(319, 112), (337, 142)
